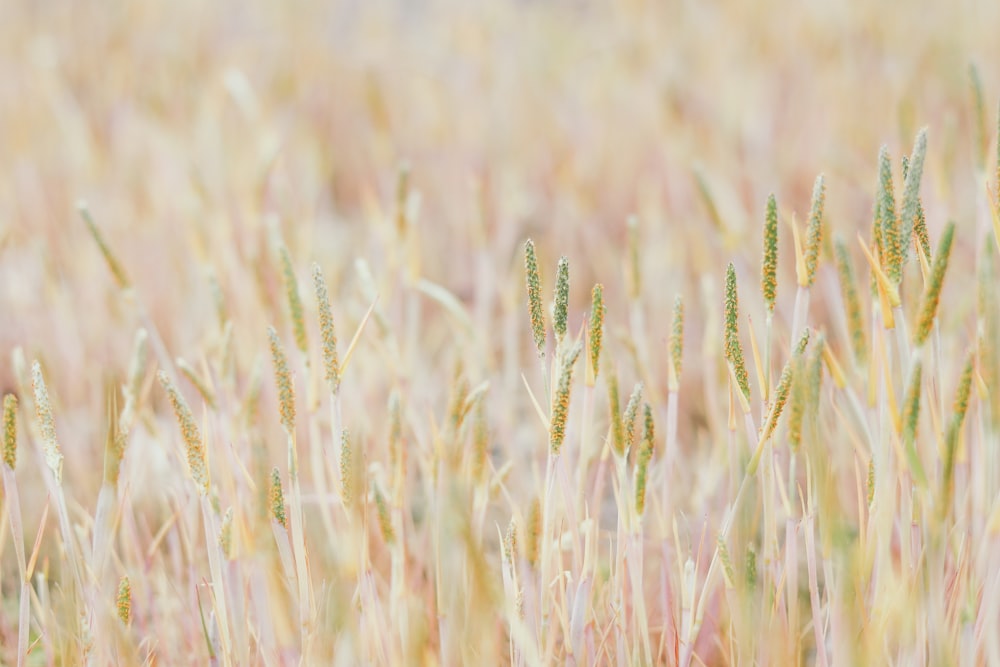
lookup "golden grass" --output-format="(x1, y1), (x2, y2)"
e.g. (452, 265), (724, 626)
(1, 1), (1000, 665)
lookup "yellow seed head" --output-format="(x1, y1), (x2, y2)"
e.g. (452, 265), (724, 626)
(312, 263), (341, 394)
(524, 239), (546, 357)
(804, 174), (826, 287)
(158, 371), (209, 495)
(2, 394), (17, 470)
(913, 222), (955, 347)
(761, 194), (779, 312)
(117, 576), (131, 625)
(219, 507), (235, 560)
(278, 244), (309, 360)
(31, 362), (64, 483)
(102, 390), (127, 487)
(588, 284), (605, 382)
(670, 295), (684, 391)
(267, 327), (296, 436)
(504, 518), (518, 565)
(472, 399), (488, 481)
(526, 498), (541, 568)
(269, 467), (287, 528)
(549, 343), (582, 455)
(340, 429), (354, 508)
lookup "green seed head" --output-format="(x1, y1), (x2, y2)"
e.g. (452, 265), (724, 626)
(2, 394), (17, 470)
(913, 222), (956, 347)
(524, 240), (546, 357)
(762, 193), (779, 312)
(903, 155), (932, 262)
(269, 467), (287, 528)
(549, 343), (581, 455)
(724, 263), (751, 402)
(834, 238), (867, 364)
(900, 128), (928, 267)
(589, 284), (605, 380)
(553, 256), (570, 343)
(623, 383), (644, 454)
(804, 174), (826, 287)
(634, 403), (655, 516)
(877, 146), (902, 284)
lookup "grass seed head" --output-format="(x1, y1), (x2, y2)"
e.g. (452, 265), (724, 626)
(158, 371), (209, 495)
(31, 361), (64, 484)
(724, 263), (751, 402)
(762, 193), (779, 312)
(877, 146), (902, 284)
(549, 343), (581, 455)
(902, 155), (932, 262)
(526, 498), (541, 568)
(270, 467), (287, 528)
(374, 482), (395, 544)
(553, 256), (570, 343)
(834, 237), (867, 364)
(623, 382), (644, 454)
(589, 283), (605, 381)
(267, 326), (296, 437)
(117, 576), (131, 625)
(219, 507), (235, 560)
(634, 403), (655, 516)
(913, 221), (956, 347)
(2, 394), (17, 470)
(900, 128), (928, 267)
(313, 263), (341, 394)
(278, 244), (309, 361)
(804, 174), (826, 287)
(670, 295), (684, 389)
(524, 239), (546, 357)
(340, 429), (354, 508)
(607, 371), (625, 456)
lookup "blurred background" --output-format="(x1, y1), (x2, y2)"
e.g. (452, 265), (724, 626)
(0, 0), (998, 615)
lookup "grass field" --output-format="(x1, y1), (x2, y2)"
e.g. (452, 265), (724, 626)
(2, 0), (1000, 664)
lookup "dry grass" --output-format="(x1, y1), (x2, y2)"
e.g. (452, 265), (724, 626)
(2, 0), (1000, 664)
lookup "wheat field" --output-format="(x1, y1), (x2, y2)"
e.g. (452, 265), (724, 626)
(2, 0), (1000, 664)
